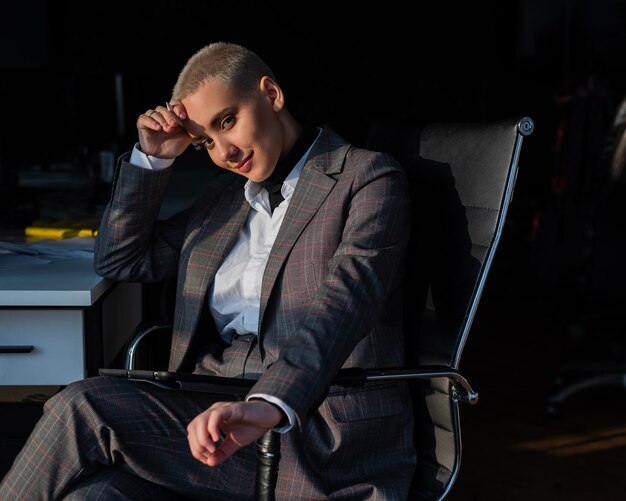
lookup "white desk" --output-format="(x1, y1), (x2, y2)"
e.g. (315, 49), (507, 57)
(0, 252), (142, 385)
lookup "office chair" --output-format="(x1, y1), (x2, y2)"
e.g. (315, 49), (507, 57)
(119, 116), (534, 500)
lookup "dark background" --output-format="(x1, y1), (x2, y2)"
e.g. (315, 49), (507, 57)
(1, 0), (626, 236)
(2, 1), (624, 172)
(1, 1), (626, 499)
(2, 0), (624, 307)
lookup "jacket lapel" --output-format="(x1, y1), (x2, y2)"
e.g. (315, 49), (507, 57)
(171, 177), (249, 369)
(258, 127), (350, 336)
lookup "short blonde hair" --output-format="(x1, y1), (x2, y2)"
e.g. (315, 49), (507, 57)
(172, 42), (277, 100)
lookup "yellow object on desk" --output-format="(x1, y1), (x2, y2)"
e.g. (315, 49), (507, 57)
(25, 227), (98, 239)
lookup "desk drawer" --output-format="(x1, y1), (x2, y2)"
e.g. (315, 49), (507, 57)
(0, 309), (84, 385)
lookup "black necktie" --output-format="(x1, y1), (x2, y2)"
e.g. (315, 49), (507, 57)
(263, 181), (284, 213)
(262, 122), (318, 214)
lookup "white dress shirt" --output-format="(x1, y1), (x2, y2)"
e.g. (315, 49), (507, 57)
(208, 161), (302, 342)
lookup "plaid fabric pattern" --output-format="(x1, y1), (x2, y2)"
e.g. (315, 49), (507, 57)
(1, 127), (416, 500)
(0, 376), (255, 500)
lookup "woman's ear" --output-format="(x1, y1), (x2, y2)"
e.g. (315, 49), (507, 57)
(260, 76), (284, 112)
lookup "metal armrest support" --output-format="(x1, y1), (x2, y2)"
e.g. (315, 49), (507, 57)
(125, 326), (479, 404)
(125, 323), (173, 370)
(334, 365), (479, 405)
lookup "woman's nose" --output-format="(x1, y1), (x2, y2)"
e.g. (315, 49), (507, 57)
(215, 140), (237, 163)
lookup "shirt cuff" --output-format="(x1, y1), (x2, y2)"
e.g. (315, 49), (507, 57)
(246, 393), (296, 433)
(130, 143), (175, 171)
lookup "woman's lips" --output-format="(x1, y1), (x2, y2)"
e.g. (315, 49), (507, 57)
(235, 153), (253, 173)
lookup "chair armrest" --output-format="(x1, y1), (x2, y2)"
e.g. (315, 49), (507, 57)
(334, 365), (479, 405)
(126, 326), (479, 405)
(125, 323), (173, 370)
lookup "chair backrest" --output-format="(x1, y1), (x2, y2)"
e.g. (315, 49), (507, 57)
(367, 116), (533, 500)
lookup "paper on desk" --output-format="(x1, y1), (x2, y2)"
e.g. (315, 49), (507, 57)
(30, 236), (95, 258)
(0, 253), (52, 271)
(0, 236), (95, 261)
(0, 240), (40, 256)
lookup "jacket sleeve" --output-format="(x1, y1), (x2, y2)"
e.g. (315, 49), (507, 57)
(250, 150), (411, 424)
(93, 153), (189, 283)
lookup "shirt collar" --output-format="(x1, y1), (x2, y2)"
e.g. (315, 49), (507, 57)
(244, 127), (321, 207)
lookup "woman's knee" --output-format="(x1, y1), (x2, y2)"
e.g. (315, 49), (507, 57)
(43, 376), (131, 418)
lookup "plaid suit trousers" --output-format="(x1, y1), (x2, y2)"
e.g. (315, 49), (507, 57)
(0, 375), (258, 501)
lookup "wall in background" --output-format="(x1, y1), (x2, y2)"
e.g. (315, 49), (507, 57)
(1, 0), (625, 253)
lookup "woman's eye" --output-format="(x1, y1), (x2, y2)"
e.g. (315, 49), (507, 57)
(221, 116), (235, 130)
(193, 138), (214, 151)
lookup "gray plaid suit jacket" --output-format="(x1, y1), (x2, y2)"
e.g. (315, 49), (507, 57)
(94, 126), (416, 499)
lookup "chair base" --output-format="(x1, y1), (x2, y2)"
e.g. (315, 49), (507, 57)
(546, 371), (626, 415)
